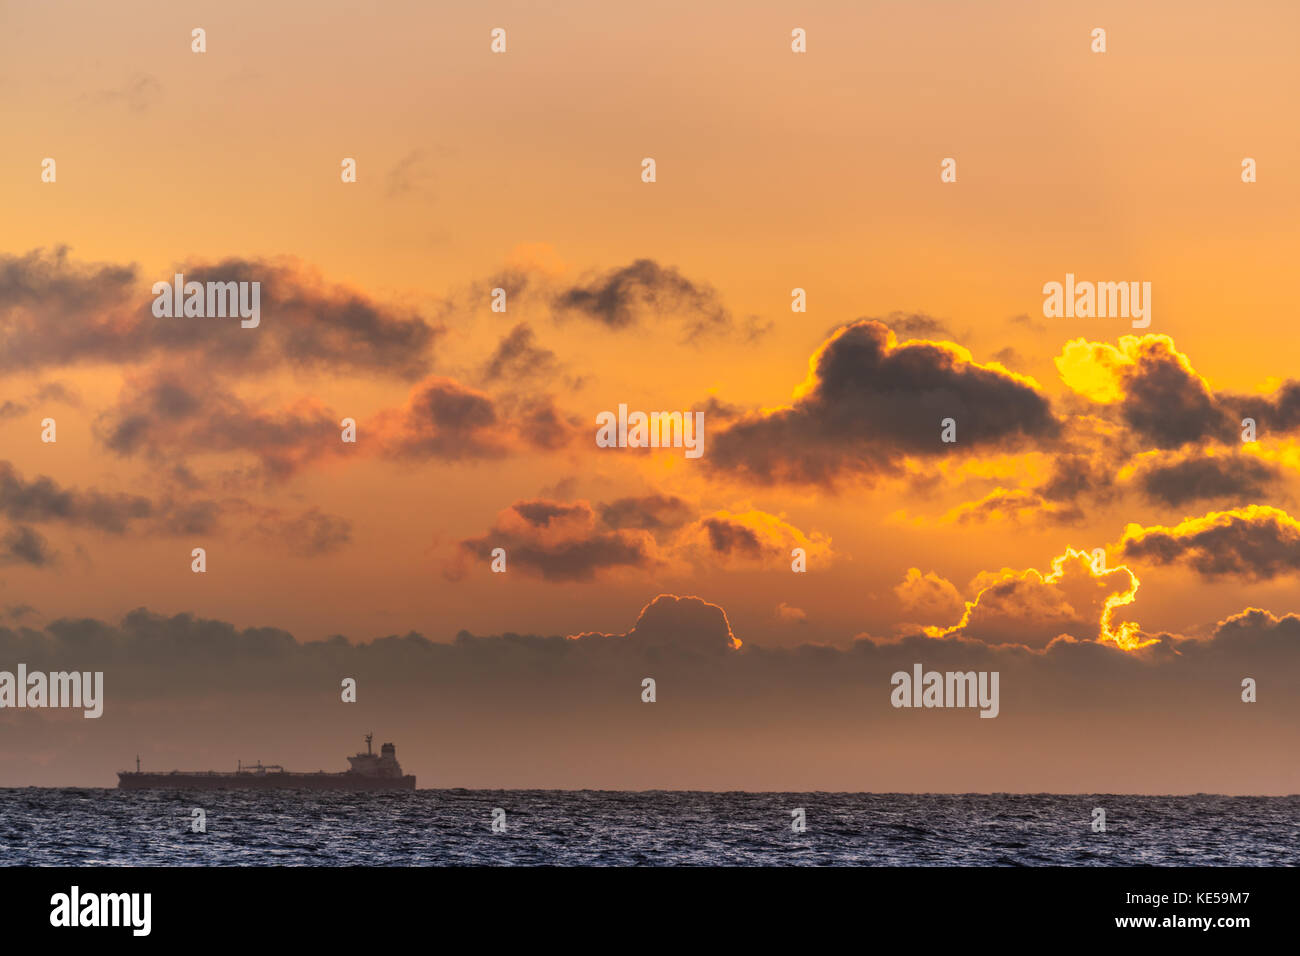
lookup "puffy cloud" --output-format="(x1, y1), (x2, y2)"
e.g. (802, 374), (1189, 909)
(1056, 336), (1234, 448)
(571, 593), (743, 653)
(709, 320), (1058, 486)
(374, 377), (578, 461)
(1056, 334), (1300, 453)
(927, 549), (1143, 650)
(932, 333), (1300, 520)
(894, 567), (965, 624)
(1201, 606), (1300, 653)
(1118, 506), (1300, 580)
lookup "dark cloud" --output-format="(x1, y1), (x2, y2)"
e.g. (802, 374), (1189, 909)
(374, 376), (578, 460)
(176, 258), (441, 379)
(94, 365), (575, 479)
(0, 461), (152, 533)
(710, 320), (1059, 486)
(1119, 506), (1300, 580)
(598, 494), (693, 533)
(1137, 454), (1281, 507)
(2, 595), (1296, 791)
(94, 368), (344, 480)
(374, 377), (515, 460)
(512, 500), (591, 528)
(690, 396), (748, 428)
(0, 458), (349, 558)
(1040, 453), (1115, 505)
(0, 248), (442, 378)
(671, 508), (831, 569)
(452, 495), (828, 579)
(1205, 607), (1300, 653)
(1, 525), (55, 566)
(509, 396), (581, 452)
(570, 593), (742, 653)
(1114, 337), (1235, 449)
(1060, 336), (1300, 451)
(554, 259), (766, 342)
(481, 323), (558, 382)
(698, 516), (765, 560)
(1232, 381), (1300, 435)
(0, 247), (139, 371)
(0, 456), (346, 555)
(450, 498), (656, 581)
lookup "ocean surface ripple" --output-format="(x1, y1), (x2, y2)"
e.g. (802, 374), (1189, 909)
(1, 790), (1295, 866)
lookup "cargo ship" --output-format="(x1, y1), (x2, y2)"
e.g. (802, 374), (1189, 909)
(117, 734), (416, 790)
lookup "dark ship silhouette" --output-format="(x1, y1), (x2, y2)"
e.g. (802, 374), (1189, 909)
(117, 734), (416, 790)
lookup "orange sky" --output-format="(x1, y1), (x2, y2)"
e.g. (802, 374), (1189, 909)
(1, 0), (1298, 790)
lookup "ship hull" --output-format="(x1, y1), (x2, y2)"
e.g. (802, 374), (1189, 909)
(117, 773), (415, 791)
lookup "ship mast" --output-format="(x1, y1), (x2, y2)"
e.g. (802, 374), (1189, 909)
(365, 732), (373, 755)
(136, 755), (140, 773)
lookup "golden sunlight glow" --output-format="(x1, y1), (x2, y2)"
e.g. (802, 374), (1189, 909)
(925, 547), (1152, 651)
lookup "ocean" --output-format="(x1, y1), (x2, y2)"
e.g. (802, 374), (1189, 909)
(1, 790), (1295, 866)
